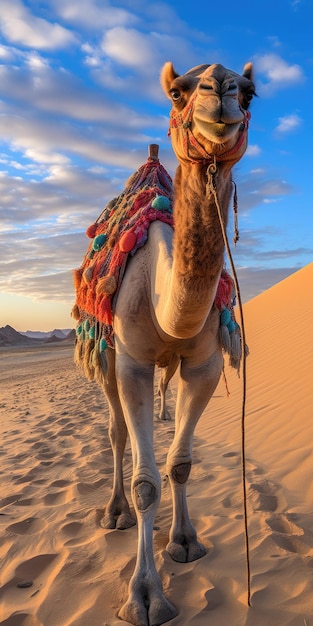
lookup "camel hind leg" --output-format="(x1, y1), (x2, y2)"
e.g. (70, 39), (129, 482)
(99, 347), (136, 530)
(158, 354), (180, 420)
(166, 350), (223, 562)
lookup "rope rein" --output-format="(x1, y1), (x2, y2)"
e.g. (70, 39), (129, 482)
(207, 157), (251, 608)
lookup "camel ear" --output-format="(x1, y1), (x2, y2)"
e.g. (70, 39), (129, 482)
(160, 62), (179, 99)
(242, 62), (254, 82)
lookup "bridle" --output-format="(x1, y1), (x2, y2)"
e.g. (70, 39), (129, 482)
(168, 90), (251, 165)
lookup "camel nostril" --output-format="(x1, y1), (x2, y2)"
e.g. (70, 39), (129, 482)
(199, 83), (214, 91)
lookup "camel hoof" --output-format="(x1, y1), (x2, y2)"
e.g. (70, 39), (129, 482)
(166, 540), (206, 563)
(119, 594), (177, 626)
(118, 598), (148, 626)
(116, 512), (137, 530)
(158, 410), (172, 421)
(100, 511), (136, 530)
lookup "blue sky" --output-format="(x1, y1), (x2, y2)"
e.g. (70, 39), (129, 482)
(0, 0), (312, 331)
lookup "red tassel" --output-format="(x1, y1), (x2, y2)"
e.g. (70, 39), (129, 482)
(215, 271), (233, 309)
(73, 268), (83, 290)
(97, 295), (113, 325)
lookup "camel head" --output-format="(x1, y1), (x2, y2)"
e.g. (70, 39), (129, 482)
(161, 61), (255, 165)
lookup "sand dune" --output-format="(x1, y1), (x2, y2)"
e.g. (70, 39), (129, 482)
(1, 263), (313, 626)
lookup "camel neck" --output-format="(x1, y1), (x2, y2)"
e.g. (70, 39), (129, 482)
(173, 162), (231, 277)
(158, 161), (232, 339)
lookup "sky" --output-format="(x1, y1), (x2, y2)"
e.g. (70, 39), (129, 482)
(0, 0), (312, 332)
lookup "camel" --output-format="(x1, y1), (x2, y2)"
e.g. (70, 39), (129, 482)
(73, 60), (255, 626)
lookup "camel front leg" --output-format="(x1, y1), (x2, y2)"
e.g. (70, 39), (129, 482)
(100, 348), (136, 530)
(166, 350), (223, 563)
(116, 353), (178, 626)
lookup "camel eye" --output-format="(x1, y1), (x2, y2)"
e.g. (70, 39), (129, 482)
(170, 89), (181, 102)
(246, 89), (255, 102)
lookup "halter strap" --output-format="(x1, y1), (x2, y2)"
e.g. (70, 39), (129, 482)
(168, 92), (251, 165)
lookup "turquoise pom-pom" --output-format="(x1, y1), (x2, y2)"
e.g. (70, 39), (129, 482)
(76, 324), (83, 336)
(227, 320), (235, 334)
(220, 308), (231, 326)
(99, 338), (108, 352)
(89, 326), (95, 339)
(92, 233), (107, 251)
(151, 195), (170, 211)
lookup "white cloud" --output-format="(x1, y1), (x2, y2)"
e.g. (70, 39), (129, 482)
(246, 144), (261, 157)
(0, 0), (77, 49)
(263, 198), (280, 204)
(237, 169), (295, 212)
(275, 113), (302, 133)
(0, 44), (15, 60)
(0, 63), (164, 129)
(101, 27), (155, 68)
(25, 149), (70, 165)
(290, 0), (302, 9)
(24, 51), (50, 70)
(266, 36), (281, 48)
(53, 0), (137, 30)
(254, 53), (304, 94)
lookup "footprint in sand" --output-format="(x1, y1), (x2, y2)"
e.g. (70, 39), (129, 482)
(60, 520), (89, 546)
(50, 479), (71, 488)
(0, 494), (23, 508)
(76, 482), (98, 495)
(6, 517), (47, 535)
(222, 451), (241, 467)
(14, 498), (35, 507)
(43, 485), (73, 506)
(0, 612), (43, 625)
(222, 451), (239, 459)
(266, 513), (313, 556)
(59, 428), (75, 437)
(14, 468), (42, 485)
(43, 490), (70, 506)
(0, 553), (59, 602)
(249, 479), (278, 513)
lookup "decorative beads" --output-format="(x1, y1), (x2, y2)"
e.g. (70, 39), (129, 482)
(92, 233), (107, 251)
(99, 338), (108, 352)
(152, 195), (171, 211)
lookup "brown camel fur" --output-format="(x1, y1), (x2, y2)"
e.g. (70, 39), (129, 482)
(73, 60), (255, 626)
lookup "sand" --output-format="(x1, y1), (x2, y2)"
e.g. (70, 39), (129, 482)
(1, 262), (313, 626)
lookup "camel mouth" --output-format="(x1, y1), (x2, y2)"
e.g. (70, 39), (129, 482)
(194, 117), (242, 144)
(213, 122), (228, 136)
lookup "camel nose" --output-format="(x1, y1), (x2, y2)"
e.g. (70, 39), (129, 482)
(199, 64), (238, 97)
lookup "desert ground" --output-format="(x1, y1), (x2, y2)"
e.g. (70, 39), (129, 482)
(1, 263), (313, 626)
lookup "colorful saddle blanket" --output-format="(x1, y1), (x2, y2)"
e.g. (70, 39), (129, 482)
(72, 154), (238, 366)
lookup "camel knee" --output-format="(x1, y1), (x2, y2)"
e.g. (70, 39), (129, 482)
(133, 481), (158, 511)
(170, 462), (191, 484)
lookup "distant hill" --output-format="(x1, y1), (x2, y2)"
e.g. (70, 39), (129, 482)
(20, 328), (72, 340)
(44, 333), (66, 344)
(0, 325), (38, 347)
(66, 329), (76, 341)
(0, 325), (74, 347)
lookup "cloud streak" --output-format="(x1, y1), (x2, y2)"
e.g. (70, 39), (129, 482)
(0, 0), (77, 49)
(254, 53), (305, 95)
(275, 114), (302, 133)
